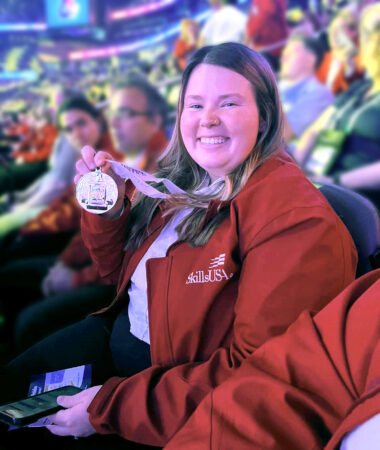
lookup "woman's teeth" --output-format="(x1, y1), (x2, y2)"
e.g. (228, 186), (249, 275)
(200, 137), (227, 145)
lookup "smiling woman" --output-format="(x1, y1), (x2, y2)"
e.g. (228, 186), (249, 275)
(0, 42), (357, 448)
(180, 64), (260, 180)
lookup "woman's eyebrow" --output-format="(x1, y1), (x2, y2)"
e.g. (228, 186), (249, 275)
(218, 94), (245, 100)
(184, 94), (203, 100)
(185, 93), (244, 100)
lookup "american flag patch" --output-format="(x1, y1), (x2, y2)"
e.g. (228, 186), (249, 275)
(209, 253), (226, 268)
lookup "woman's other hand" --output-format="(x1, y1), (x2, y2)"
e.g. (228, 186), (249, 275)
(46, 385), (102, 438)
(41, 261), (75, 296)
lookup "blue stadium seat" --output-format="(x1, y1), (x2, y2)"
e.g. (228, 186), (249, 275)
(319, 183), (380, 277)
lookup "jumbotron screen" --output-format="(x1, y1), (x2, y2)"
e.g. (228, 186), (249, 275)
(45, 0), (92, 28)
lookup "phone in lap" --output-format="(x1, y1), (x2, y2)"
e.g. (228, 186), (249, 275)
(0, 385), (82, 426)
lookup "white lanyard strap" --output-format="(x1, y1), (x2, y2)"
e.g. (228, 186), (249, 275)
(107, 159), (187, 199)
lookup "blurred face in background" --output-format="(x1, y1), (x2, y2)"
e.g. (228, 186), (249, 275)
(108, 87), (161, 154)
(181, 19), (198, 44)
(359, 10), (380, 79)
(328, 13), (358, 60)
(18, 110), (29, 125)
(280, 39), (316, 82)
(25, 111), (37, 129)
(33, 106), (51, 129)
(60, 109), (102, 151)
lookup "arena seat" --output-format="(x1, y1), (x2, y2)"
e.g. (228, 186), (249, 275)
(319, 183), (380, 277)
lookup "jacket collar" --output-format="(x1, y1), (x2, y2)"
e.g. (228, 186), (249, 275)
(143, 150), (291, 238)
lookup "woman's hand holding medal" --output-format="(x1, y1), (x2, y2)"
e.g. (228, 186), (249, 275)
(75, 145), (126, 218)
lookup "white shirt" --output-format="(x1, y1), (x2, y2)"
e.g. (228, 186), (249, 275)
(128, 207), (192, 343)
(279, 76), (334, 137)
(127, 176), (224, 344)
(326, 57), (343, 91)
(340, 413), (380, 449)
(200, 5), (247, 46)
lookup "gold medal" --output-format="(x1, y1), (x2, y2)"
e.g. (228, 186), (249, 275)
(76, 167), (118, 214)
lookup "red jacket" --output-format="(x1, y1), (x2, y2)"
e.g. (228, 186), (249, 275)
(12, 123), (58, 163)
(173, 38), (196, 72)
(246, 0), (289, 57)
(6, 121), (30, 139)
(81, 152), (357, 446)
(165, 269), (380, 450)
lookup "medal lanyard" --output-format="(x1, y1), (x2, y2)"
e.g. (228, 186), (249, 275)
(107, 160), (225, 200)
(76, 160), (225, 215)
(107, 160), (186, 199)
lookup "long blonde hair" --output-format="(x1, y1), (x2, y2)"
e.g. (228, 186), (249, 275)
(125, 42), (285, 250)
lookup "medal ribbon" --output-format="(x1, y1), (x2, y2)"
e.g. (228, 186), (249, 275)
(106, 160), (187, 199)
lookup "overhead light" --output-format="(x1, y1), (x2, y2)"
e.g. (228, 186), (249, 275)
(109, 0), (177, 21)
(0, 23), (47, 32)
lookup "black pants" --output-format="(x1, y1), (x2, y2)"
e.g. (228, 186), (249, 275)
(0, 231), (76, 265)
(1, 311), (152, 401)
(14, 284), (117, 355)
(0, 313), (154, 449)
(0, 159), (48, 196)
(0, 256), (54, 360)
(0, 256), (115, 361)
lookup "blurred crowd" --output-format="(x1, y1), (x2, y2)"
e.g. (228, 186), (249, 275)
(0, 0), (378, 363)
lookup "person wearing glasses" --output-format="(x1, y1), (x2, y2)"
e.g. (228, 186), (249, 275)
(0, 43), (356, 448)
(106, 74), (169, 173)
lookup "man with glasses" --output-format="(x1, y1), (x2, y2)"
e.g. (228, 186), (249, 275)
(106, 74), (169, 173)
